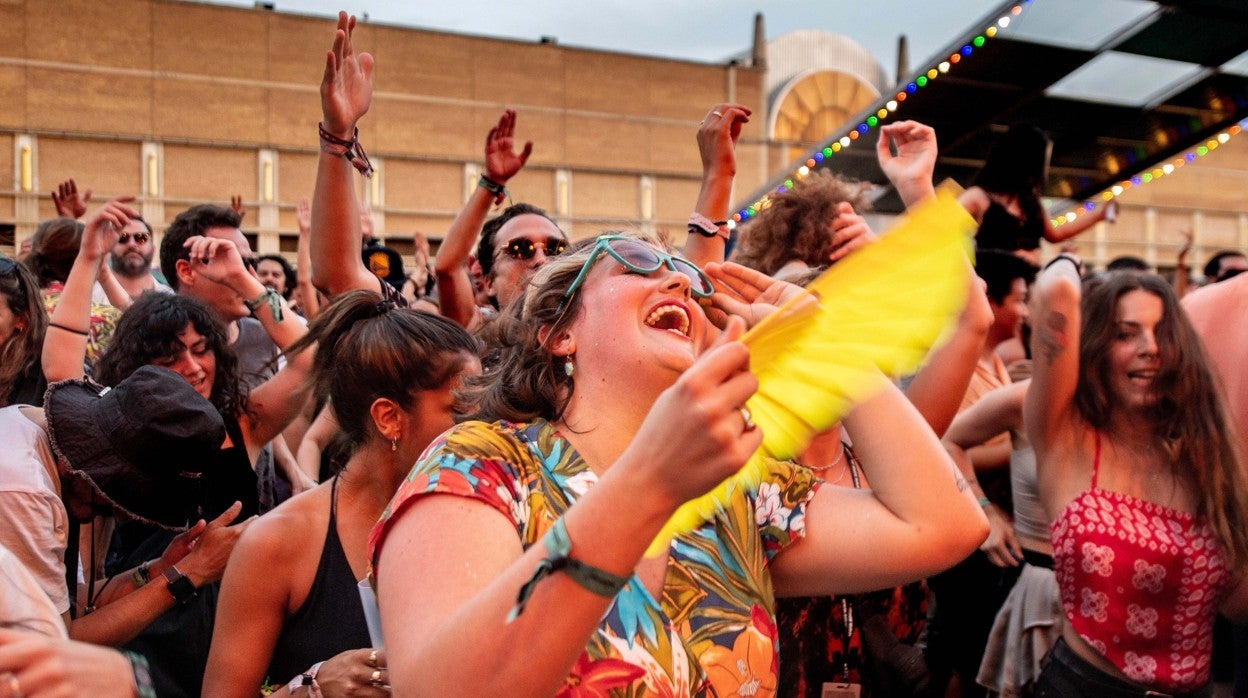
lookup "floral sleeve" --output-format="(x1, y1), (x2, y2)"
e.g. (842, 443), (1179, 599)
(752, 458), (820, 563)
(369, 421), (533, 577)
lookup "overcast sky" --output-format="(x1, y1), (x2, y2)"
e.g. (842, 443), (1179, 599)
(206, 0), (1012, 71)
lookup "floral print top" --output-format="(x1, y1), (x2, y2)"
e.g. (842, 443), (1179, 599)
(370, 419), (820, 697)
(42, 282), (120, 365)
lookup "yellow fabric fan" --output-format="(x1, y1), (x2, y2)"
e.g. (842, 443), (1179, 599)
(648, 185), (976, 555)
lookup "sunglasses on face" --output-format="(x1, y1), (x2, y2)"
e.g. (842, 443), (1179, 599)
(116, 232), (150, 246)
(561, 236), (714, 310)
(497, 237), (568, 262)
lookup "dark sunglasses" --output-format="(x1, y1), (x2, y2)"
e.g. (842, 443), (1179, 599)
(497, 237), (567, 262)
(561, 236), (714, 310)
(116, 232), (150, 246)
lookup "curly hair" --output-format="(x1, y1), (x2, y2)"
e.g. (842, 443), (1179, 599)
(284, 291), (481, 456)
(23, 218), (85, 287)
(730, 170), (870, 275)
(160, 204), (242, 291)
(0, 259), (46, 406)
(1076, 271), (1248, 567)
(95, 292), (247, 421)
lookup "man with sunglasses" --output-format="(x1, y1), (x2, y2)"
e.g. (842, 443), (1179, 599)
(95, 217), (172, 302)
(434, 110), (569, 331)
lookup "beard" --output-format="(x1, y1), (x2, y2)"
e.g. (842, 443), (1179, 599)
(111, 251), (152, 278)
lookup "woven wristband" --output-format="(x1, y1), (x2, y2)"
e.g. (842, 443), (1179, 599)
(507, 517), (629, 621)
(246, 288), (284, 322)
(317, 123), (375, 178)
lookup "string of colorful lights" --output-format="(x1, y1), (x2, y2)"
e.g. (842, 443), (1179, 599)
(730, 0), (1035, 228)
(1051, 119), (1248, 227)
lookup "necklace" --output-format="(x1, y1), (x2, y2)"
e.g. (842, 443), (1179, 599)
(803, 444), (847, 483)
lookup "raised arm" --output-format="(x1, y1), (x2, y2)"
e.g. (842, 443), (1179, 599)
(877, 120), (937, 209)
(42, 197), (137, 382)
(1024, 254), (1083, 460)
(903, 274), (992, 436)
(771, 378), (989, 596)
(682, 103), (751, 269)
(378, 325), (763, 696)
(1043, 201), (1114, 245)
(310, 12), (379, 299)
(182, 235), (313, 450)
(435, 109), (533, 329)
(294, 196), (322, 319)
(942, 379), (1030, 567)
(51, 178), (93, 219)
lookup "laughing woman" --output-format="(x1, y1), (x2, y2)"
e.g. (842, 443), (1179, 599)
(1027, 261), (1248, 696)
(368, 232), (988, 696)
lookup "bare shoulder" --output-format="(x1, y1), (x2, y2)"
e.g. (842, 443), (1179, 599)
(233, 484), (332, 567)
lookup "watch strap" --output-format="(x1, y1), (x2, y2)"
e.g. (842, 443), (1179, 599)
(162, 565), (198, 605)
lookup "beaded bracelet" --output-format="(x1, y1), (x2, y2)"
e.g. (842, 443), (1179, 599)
(317, 123), (374, 178)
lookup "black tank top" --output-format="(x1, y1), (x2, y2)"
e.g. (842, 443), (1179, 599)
(976, 199), (1044, 253)
(266, 476), (373, 683)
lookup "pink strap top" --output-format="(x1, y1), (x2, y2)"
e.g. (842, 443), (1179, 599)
(1050, 433), (1229, 691)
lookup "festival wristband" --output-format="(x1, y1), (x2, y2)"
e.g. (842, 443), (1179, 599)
(245, 288), (284, 322)
(507, 517), (629, 621)
(687, 212), (729, 241)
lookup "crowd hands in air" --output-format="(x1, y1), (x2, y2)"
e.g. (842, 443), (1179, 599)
(0, 9), (1245, 698)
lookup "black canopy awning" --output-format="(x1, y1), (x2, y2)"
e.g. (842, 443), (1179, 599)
(737, 0), (1248, 221)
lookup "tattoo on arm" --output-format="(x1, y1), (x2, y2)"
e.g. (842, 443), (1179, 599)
(1039, 311), (1068, 365)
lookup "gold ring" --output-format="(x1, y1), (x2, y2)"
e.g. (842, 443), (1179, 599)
(368, 649), (378, 667)
(740, 406), (756, 432)
(370, 669), (384, 687)
(712, 110), (723, 117)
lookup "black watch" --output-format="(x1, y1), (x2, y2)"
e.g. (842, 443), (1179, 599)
(162, 565), (198, 605)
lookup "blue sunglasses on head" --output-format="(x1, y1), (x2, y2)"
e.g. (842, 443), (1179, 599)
(560, 236), (714, 311)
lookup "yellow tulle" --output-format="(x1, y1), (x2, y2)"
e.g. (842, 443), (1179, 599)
(647, 185), (976, 556)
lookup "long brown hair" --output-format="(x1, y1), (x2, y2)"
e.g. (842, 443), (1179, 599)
(1076, 271), (1248, 566)
(0, 259), (46, 405)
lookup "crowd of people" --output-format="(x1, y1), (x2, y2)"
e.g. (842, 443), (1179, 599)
(1, 9), (1247, 698)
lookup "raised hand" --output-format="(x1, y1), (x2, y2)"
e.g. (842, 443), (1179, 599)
(484, 109), (533, 187)
(52, 178), (94, 219)
(320, 11), (374, 139)
(80, 197), (139, 262)
(828, 202), (877, 263)
(183, 234), (251, 288)
(623, 317), (763, 510)
(230, 194), (247, 221)
(877, 121), (938, 207)
(296, 196), (312, 235)
(704, 261), (811, 329)
(697, 103), (752, 179)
